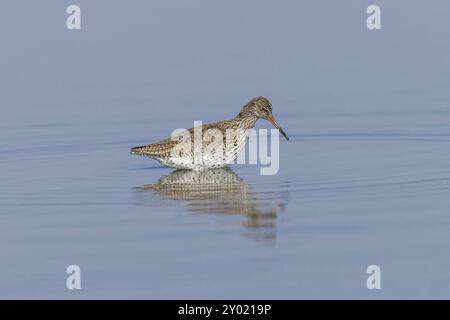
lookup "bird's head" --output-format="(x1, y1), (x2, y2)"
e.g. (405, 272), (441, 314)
(241, 97), (289, 140)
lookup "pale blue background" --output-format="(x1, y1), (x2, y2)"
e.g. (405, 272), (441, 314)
(1, 0), (450, 298)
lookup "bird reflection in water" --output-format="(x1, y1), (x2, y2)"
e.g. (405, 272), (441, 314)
(134, 168), (289, 242)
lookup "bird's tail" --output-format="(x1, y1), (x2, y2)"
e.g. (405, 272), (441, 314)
(130, 141), (174, 158)
(130, 145), (145, 155)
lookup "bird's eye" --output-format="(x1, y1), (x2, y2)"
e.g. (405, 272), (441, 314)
(261, 107), (267, 112)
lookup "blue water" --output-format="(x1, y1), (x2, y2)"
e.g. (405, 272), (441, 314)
(1, 1), (450, 299)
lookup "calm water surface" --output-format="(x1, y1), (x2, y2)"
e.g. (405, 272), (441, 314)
(1, 1), (450, 298)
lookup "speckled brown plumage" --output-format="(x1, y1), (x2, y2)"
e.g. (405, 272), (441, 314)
(130, 97), (289, 170)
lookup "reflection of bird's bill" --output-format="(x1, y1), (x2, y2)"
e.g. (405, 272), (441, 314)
(267, 115), (289, 140)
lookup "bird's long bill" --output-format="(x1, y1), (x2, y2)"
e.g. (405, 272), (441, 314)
(268, 115), (289, 140)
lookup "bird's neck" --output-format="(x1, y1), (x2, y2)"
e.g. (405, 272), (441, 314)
(234, 112), (259, 130)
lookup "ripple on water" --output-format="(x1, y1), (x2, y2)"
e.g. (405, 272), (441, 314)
(279, 132), (450, 201)
(131, 131), (450, 242)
